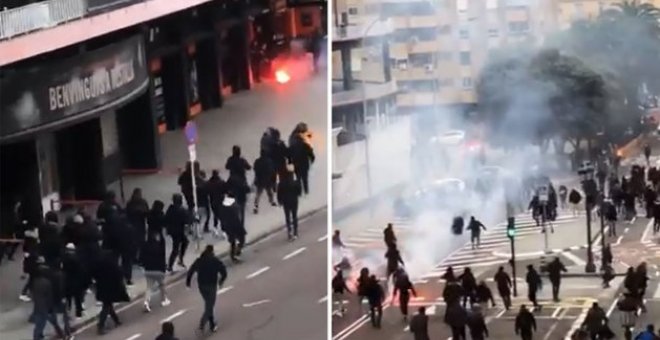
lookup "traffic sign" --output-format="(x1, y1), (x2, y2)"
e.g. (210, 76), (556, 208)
(184, 121), (198, 145)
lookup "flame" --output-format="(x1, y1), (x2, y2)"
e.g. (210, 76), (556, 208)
(275, 69), (291, 84)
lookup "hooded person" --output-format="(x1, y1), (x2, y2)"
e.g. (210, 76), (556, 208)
(40, 211), (63, 269)
(206, 170), (227, 235)
(226, 172), (251, 232)
(62, 243), (86, 318)
(392, 269), (417, 321)
(126, 188), (149, 261)
(409, 307), (430, 340)
(93, 249), (129, 335)
(96, 190), (122, 225)
(165, 194), (192, 272)
(147, 200), (167, 238)
(218, 194), (246, 262)
(186, 245), (228, 333)
(31, 259), (67, 340)
(225, 145), (252, 182)
(140, 231), (170, 312)
(288, 125), (315, 195)
(253, 149), (277, 214)
(156, 321), (180, 340)
(277, 168), (302, 240)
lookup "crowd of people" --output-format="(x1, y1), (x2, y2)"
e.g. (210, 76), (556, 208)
(0, 123), (315, 339)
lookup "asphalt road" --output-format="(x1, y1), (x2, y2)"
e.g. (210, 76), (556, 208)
(74, 210), (328, 340)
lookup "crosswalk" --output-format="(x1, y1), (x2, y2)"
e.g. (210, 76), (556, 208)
(420, 213), (584, 279)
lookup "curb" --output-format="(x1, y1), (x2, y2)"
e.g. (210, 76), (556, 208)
(68, 206), (327, 333)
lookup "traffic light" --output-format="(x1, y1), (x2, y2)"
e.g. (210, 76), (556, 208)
(507, 217), (515, 238)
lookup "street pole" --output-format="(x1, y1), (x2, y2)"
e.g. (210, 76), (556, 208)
(361, 18), (382, 202)
(599, 193), (606, 269)
(584, 180), (596, 273)
(510, 236), (517, 297)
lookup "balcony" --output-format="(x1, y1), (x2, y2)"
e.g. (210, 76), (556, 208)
(0, 0), (214, 66)
(332, 80), (398, 107)
(392, 67), (438, 80)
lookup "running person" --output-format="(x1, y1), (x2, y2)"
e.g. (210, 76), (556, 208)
(467, 217), (486, 249)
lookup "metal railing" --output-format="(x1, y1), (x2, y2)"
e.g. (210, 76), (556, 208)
(0, 0), (86, 40)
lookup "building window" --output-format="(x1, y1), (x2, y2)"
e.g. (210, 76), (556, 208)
(409, 53), (434, 67)
(508, 21), (529, 34)
(488, 28), (499, 37)
(459, 52), (471, 65)
(438, 78), (454, 87)
(348, 7), (358, 15)
(462, 77), (473, 89)
(437, 51), (453, 61)
(459, 27), (469, 39)
(438, 25), (452, 35)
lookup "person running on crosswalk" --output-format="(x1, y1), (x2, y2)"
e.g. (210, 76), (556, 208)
(332, 269), (351, 317)
(459, 267), (477, 309)
(442, 266), (458, 283)
(384, 223), (397, 249)
(392, 268), (417, 321)
(547, 257), (568, 302)
(356, 267), (370, 312)
(366, 275), (385, 329)
(385, 244), (405, 282)
(475, 281), (496, 308)
(467, 217), (486, 250)
(525, 265), (542, 310)
(494, 266), (513, 310)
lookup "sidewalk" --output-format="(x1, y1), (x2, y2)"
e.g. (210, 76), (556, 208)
(0, 73), (328, 339)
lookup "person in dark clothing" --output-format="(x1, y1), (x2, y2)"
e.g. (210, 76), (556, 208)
(442, 266), (458, 283)
(604, 199), (618, 236)
(156, 321), (179, 340)
(226, 173), (250, 233)
(409, 306), (430, 340)
(494, 266), (513, 310)
(392, 269), (417, 321)
(140, 231), (170, 312)
(207, 170), (226, 235)
(0, 198), (27, 264)
(443, 281), (465, 307)
(288, 130), (315, 195)
(107, 213), (137, 286)
(467, 305), (489, 340)
(356, 268), (370, 312)
(467, 216), (487, 249)
(40, 211), (63, 269)
(177, 161), (201, 211)
(219, 195), (246, 262)
(49, 266), (72, 337)
(644, 186), (656, 218)
(385, 245), (405, 281)
(225, 145), (252, 181)
(476, 281), (496, 307)
(583, 302), (607, 340)
(547, 257), (568, 302)
(165, 194), (192, 272)
(366, 275), (385, 328)
(147, 200), (167, 237)
(126, 188), (149, 263)
(332, 269), (351, 316)
(384, 223), (397, 249)
(196, 171), (212, 232)
(62, 243), (86, 318)
(31, 261), (67, 340)
(97, 190), (122, 225)
(515, 305), (537, 340)
(526, 265), (542, 309)
(569, 189), (582, 216)
(445, 302), (468, 340)
(186, 245), (228, 333)
(253, 149), (277, 214)
(277, 169), (302, 240)
(459, 267), (477, 309)
(20, 224), (40, 301)
(93, 250), (130, 335)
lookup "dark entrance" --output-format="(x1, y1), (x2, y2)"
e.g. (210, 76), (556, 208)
(0, 140), (42, 228)
(161, 53), (188, 131)
(56, 119), (105, 200)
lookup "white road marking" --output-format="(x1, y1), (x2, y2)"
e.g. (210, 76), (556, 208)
(217, 286), (233, 295)
(243, 299), (271, 307)
(495, 308), (506, 318)
(551, 307), (562, 318)
(246, 266), (270, 279)
(161, 309), (187, 323)
(616, 236), (623, 245)
(561, 251), (586, 266)
(641, 220), (653, 243)
(654, 284), (660, 299)
(427, 305), (437, 315)
(318, 296), (328, 303)
(318, 235), (328, 242)
(283, 247), (307, 260)
(125, 334), (141, 340)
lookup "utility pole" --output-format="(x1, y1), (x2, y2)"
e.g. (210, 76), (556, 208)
(507, 215), (517, 297)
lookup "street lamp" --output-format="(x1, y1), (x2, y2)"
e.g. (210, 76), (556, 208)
(360, 15), (387, 201)
(577, 161), (597, 273)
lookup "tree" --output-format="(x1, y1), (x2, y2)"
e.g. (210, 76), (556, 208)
(477, 49), (615, 155)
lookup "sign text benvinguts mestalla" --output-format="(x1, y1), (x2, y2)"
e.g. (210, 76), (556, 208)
(48, 59), (136, 112)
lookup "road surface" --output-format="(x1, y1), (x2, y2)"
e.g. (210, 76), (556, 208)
(75, 211), (328, 340)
